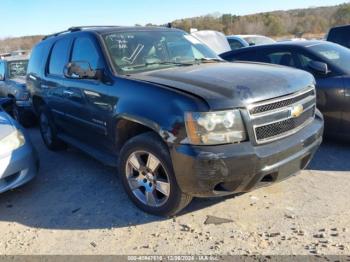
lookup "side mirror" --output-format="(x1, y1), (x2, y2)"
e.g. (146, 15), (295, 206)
(308, 61), (330, 75)
(64, 61), (99, 80)
(0, 98), (14, 115)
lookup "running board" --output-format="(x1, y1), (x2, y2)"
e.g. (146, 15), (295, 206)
(57, 134), (118, 167)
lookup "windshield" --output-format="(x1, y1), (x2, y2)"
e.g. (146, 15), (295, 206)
(8, 60), (28, 78)
(308, 43), (350, 74)
(103, 30), (219, 74)
(243, 36), (275, 46)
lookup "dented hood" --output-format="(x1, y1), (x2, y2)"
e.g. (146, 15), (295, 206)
(132, 62), (315, 110)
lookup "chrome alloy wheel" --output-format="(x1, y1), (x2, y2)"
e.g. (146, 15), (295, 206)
(125, 151), (171, 207)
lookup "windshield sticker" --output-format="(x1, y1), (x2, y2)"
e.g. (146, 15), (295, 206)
(122, 44), (144, 64)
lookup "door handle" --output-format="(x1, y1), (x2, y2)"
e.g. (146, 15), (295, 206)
(63, 90), (74, 96)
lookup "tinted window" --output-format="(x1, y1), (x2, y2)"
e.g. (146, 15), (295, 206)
(28, 43), (47, 76)
(328, 27), (350, 48)
(267, 51), (296, 67)
(71, 37), (103, 70)
(0, 62), (4, 77)
(308, 43), (350, 74)
(49, 38), (71, 76)
(295, 53), (313, 72)
(227, 39), (244, 50)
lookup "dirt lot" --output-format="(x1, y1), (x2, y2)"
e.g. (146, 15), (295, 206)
(0, 128), (349, 255)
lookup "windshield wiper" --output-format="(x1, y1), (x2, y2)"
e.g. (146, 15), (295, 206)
(144, 61), (194, 66)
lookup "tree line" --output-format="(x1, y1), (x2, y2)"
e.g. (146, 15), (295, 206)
(172, 3), (350, 37)
(1, 3), (350, 53)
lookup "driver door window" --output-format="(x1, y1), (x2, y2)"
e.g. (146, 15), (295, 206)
(296, 53), (313, 72)
(71, 37), (103, 70)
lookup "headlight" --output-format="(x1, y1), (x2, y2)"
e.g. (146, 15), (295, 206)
(185, 110), (247, 145)
(0, 130), (25, 156)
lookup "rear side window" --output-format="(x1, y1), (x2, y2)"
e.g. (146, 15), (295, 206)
(48, 38), (71, 76)
(328, 27), (350, 48)
(71, 37), (103, 70)
(28, 43), (47, 76)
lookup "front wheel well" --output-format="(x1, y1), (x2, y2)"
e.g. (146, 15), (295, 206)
(32, 96), (46, 115)
(115, 119), (163, 152)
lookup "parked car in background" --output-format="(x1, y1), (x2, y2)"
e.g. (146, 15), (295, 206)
(326, 24), (350, 49)
(221, 40), (350, 138)
(0, 56), (35, 126)
(227, 35), (276, 50)
(0, 98), (38, 194)
(278, 38), (307, 42)
(191, 30), (231, 54)
(28, 26), (322, 216)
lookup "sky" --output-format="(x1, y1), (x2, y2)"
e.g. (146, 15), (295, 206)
(1, 0), (348, 38)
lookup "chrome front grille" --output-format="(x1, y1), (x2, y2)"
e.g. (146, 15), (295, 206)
(249, 89), (315, 115)
(247, 87), (316, 144)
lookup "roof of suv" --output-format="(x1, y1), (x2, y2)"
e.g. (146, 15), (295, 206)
(329, 24), (350, 30)
(42, 26), (181, 40)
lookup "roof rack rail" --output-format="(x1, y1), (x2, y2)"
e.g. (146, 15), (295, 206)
(42, 26), (120, 41)
(68, 25), (120, 31)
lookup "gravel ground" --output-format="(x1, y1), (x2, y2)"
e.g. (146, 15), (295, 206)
(0, 128), (349, 255)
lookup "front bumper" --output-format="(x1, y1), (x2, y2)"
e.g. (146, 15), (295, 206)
(171, 113), (323, 197)
(0, 138), (39, 193)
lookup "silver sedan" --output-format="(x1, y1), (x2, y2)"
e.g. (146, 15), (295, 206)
(0, 98), (38, 193)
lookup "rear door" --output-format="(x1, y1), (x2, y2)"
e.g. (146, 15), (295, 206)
(43, 37), (73, 128)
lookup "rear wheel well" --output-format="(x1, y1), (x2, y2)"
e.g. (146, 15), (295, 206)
(115, 119), (162, 152)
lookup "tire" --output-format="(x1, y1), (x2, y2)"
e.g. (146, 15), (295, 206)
(118, 132), (192, 216)
(38, 105), (66, 151)
(12, 104), (35, 128)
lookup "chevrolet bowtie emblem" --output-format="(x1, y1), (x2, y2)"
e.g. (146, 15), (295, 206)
(290, 104), (304, 118)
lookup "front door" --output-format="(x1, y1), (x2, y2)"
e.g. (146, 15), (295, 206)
(63, 35), (113, 152)
(295, 51), (345, 135)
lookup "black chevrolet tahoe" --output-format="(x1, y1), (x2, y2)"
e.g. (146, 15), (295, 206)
(0, 56), (35, 126)
(27, 26), (323, 216)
